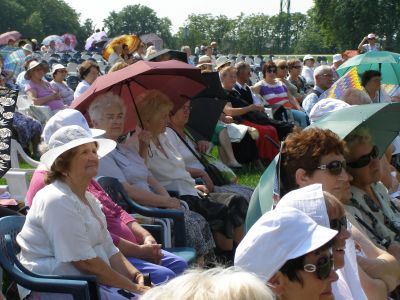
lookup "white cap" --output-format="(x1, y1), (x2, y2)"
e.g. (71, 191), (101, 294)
(309, 98), (350, 123)
(276, 184), (330, 227)
(367, 33), (376, 39)
(40, 125), (115, 169)
(303, 54), (314, 61)
(234, 207), (337, 282)
(22, 44), (33, 53)
(51, 63), (67, 75)
(332, 54), (343, 63)
(42, 108), (105, 144)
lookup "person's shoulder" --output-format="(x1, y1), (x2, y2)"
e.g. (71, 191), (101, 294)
(33, 181), (69, 206)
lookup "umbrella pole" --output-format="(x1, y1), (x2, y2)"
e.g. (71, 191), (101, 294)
(379, 63), (381, 103)
(127, 82), (144, 129)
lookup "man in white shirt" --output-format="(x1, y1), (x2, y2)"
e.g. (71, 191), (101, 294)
(358, 33), (382, 53)
(301, 54), (315, 87)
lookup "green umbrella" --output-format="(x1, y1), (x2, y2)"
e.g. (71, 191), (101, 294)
(245, 103), (400, 231)
(337, 51), (400, 85)
(309, 102), (400, 158)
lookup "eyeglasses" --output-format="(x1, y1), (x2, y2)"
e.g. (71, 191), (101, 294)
(304, 254), (334, 280)
(266, 68), (277, 74)
(330, 216), (347, 232)
(278, 65), (288, 70)
(316, 160), (347, 176)
(347, 145), (379, 169)
(101, 114), (124, 122)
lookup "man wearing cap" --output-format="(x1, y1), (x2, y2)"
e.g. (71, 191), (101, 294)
(358, 33), (382, 53)
(302, 65), (334, 115)
(235, 207), (338, 299)
(331, 54), (343, 82)
(301, 54), (315, 87)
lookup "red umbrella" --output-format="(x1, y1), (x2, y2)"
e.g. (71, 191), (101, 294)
(71, 60), (206, 133)
(0, 31), (21, 45)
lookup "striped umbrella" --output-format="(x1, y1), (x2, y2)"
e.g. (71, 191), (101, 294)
(3, 49), (25, 76)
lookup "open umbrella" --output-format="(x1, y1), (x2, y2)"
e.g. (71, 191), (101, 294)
(103, 35), (141, 61)
(337, 51), (400, 85)
(3, 49), (25, 76)
(140, 33), (163, 50)
(61, 33), (77, 50)
(71, 60), (206, 133)
(85, 31), (107, 51)
(42, 35), (63, 47)
(0, 31), (21, 45)
(0, 46), (19, 58)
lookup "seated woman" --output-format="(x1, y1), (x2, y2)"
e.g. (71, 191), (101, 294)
(26, 109), (188, 285)
(50, 64), (74, 106)
(87, 93), (215, 265)
(235, 207), (338, 300)
(252, 60), (308, 128)
(25, 61), (64, 112)
(167, 99), (254, 202)
(74, 60), (100, 99)
(128, 90), (248, 262)
(17, 125), (149, 299)
(219, 66), (285, 162)
(276, 184), (368, 300)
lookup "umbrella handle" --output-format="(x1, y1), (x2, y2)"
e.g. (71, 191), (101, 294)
(127, 82), (144, 128)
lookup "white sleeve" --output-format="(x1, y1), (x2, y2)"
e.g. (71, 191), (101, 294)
(41, 194), (98, 262)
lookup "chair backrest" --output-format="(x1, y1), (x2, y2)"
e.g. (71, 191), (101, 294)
(96, 176), (133, 213)
(0, 216), (25, 272)
(67, 62), (78, 73)
(10, 139), (39, 169)
(66, 75), (80, 91)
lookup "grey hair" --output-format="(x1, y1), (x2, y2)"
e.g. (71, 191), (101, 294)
(181, 45), (190, 52)
(344, 126), (373, 152)
(88, 92), (126, 123)
(341, 88), (372, 105)
(314, 65), (333, 82)
(141, 267), (274, 300)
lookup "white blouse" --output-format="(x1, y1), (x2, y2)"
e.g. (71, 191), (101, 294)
(17, 180), (119, 276)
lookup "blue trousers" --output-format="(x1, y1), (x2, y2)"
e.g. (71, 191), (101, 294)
(127, 250), (188, 284)
(291, 109), (309, 128)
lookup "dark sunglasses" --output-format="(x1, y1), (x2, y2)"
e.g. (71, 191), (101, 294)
(347, 145), (379, 169)
(303, 254), (334, 280)
(316, 160), (346, 176)
(278, 65), (288, 70)
(330, 216), (347, 232)
(266, 68), (277, 74)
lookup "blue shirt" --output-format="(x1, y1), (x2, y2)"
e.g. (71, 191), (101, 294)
(302, 86), (325, 115)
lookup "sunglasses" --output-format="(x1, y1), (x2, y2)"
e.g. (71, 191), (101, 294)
(330, 216), (347, 232)
(347, 145), (379, 169)
(316, 160), (347, 176)
(266, 68), (277, 74)
(303, 254), (334, 280)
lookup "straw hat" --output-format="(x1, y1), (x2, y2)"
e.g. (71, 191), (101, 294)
(24, 60), (44, 80)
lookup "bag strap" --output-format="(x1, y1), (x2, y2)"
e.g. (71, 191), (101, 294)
(167, 126), (208, 168)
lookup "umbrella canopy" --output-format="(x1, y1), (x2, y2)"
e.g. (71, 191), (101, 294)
(337, 51), (400, 84)
(3, 49), (25, 76)
(308, 102), (400, 157)
(61, 33), (77, 49)
(0, 31), (21, 45)
(85, 31), (107, 51)
(140, 33), (163, 50)
(0, 46), (19, 58)
(42, 35), (63, 47)
(103, 35), (141, 61)
(71, 60), (206, 133)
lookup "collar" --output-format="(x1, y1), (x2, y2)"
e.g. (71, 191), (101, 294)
(314, 85), (326, 93)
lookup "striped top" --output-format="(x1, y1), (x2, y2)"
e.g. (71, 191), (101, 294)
(259, 80), (289, 106)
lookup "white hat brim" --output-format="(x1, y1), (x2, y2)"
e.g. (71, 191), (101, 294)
(90, 128), (106, 138)
(41, 137), (116, 169)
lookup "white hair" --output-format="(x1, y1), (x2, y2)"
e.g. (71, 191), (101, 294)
(88, 92), (126, 123)
(313, 65), (333, 82)
(141, 267), (274, 300)
(341, 88), (372, 105)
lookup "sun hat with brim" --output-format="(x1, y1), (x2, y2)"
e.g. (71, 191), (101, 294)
(40, 125), (116, 169)
(367, 33), (376, 39)
(196, 55), (213, 67)
(332, 54), (343, 63)
(24, 61), (44, 80)
(51, 63), (67, 75)
(234, 207), (337, 282)
(216, 56), (232, 70)
(22, 44), (33, 53)
(303, 54), (315, 61)
(276, 184), (330, 227)
(42, 108), (105, 144)
(309, 98), (350, 123)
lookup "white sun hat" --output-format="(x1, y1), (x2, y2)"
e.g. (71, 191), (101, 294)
(234, 207), (337, 282)
(42, 108), (105, 144)
(40, 125), (116, 169)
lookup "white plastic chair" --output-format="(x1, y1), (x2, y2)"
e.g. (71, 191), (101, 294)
(245, 56), (253, 65)
(253, 57), (262, 66)
(66, 62), (78, 73)
(10, 139), (39, 170)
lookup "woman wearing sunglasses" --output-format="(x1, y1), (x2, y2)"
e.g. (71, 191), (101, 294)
(235, 207), (338, 300)
(345, 128), (400, 260)
(276, 184), (368, 300)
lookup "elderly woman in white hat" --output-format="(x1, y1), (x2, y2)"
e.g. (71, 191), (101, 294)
(25, 60), (64, 111)
(50, 64), (74, 106)
(17, 125), (149, 299)
(196, 55), (214, 73)
(235, 207), (338, 300)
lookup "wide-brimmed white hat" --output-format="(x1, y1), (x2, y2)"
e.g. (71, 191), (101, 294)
(42, 108), (105, 144)
(24, 60), (44, 80)
(332, 54), (343, 63)
(41, 125), (116, 169)
(276, 184), (330, 227)
(234, 207), (337, 282)
(22, 44), (33, 53)
(196, 55), (212, 67)
(51, 63), (67, 75)
(215, 55), (232, 70)
(309, 98), (350, 123)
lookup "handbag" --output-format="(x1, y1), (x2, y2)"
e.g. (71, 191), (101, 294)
(168, 127), (232, 186)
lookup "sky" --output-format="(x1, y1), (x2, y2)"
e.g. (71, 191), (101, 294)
(64, 0), (314, 33)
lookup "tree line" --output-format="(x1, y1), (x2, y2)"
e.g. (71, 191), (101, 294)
(1, 0), (399, 54)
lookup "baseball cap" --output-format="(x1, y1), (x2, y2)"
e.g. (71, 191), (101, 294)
(332, 54), (343, 63)
(234, 207), (337, 282)
(367, 33), (376, 39)
(42, 108), (105, 144)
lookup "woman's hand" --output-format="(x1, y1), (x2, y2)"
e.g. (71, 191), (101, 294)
(165, 196), (182, 209)
(195, 184), (209, 195)
(130, 273), (150, 293)
(200, 171), (214, 192)
(197, 140), (210, 153)
(143, 235), (157, 245)
(138, 243), (163, 264)
(52, 91), (60, 100)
